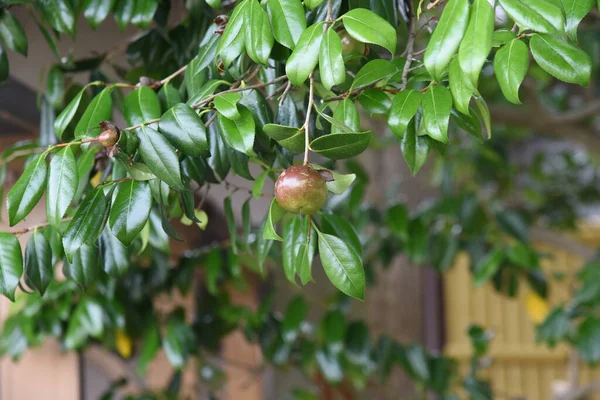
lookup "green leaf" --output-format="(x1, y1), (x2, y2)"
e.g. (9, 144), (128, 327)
(385, 203), (409, 239)
(124, 86), (161, 126)
(7, 154), (47, 227)
(83, 0), (116, 29)
(217, 106), (256, 155)
(497, 0), (563, 34)
(317, 230), (365, 300)
(214, 92), (242, 121)
(325, 171), (355, 194)
(109, 180), (152, 246)
(159, 83), (182, 111)
(388, 89), (421, 137)
(536, 308), (572, 346)
(24, 230), (52, 295)
(575, 317), (600, 364)
(493, 39), (529, 105)
(332, 99), (359, 133)
(310, 132), (372, 159)
(263, 198), (287, 241)
(423, 0), (469, 82)
(187, 79), (227, 106)
(448, 57), (475, 115)
(63, 244), (100, 290)
(224, 196), (238, 254)
(159, 104), (210, 158)
(282, 296), (308, 342)
(266, 0), (307, 49)
(217, 0), (250, 66)
(495, 209), (529, 243)
(163, 317), (194, 369)
(114, 0), (135, 30)
(286, 23), (324, 87)
(562, 0), (594, 41)
(62, 187), (111, 262)
(0, 232), (23, 301)
(351, 59), (397, 90)
(473, 249), (504, 287)
(0, 45), (8, 82)
(263, 124), (305, 153)
(138, 322), (160, 376)
(131, 0), (158, 28)
(100, 227), (129, 277)
(358, 89), (391, 115)
(55, 88), (84, 140)
(245, 0), (274, 65)
(252, 170), (269, 198)
(0, 10), (27, 56)
(341, 8), (397, 56)
(206, 0), (221, 8)
(319, 29), (345, 90)
(472, 93), (492, 139)
(401, 121), (430, 176)
(529, 33), (592, 87)
(138, 126), (184, 190)
(46, 65), (64, 108)
(422, 85), (452, 143)
(321, 214), (362, 257)
(75, 87), (113, 139)
(47, 146), (78, 229)
(492, 29), (516, 47)
(305, 0), (325, 9)
(36, 0), (76, 36)
(457, 0), (493, 86)
(282, 216), (304, 284)
(184, 56), (207, 100)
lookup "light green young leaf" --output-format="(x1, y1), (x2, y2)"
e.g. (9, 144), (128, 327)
(266, 0), (306, 49)
(492, 29), (516, 47)
(319, 28), (345, 90)
(529, 33), (591, 87)
(494, 39), (529, 104)
(24, 230), (52, 295)
(263, 198), (287, 241)
(159, 104), (210, 158)
(109, 180), (152, 246)
(286, 23), (324, 87)
(216, 106), (256, 156)
(449, 57), (476, 115)
(341, 8), (397, 56)
(310, 131), (372, 159)
(305, 0), (325, 9)
(47, 146), (78, 229)
(458, 0), (494, 86)
(562, 0), (594, 41)
(245, 0), (274, 65)
(7, 154), (47, 227)
(388, 89), (421, 137)
(75, 86), (113, 138)
(0, 232), (23, 301)
(421, 85), (453, 143)
(497, 0), (563, 34)
(214, 92), (242, 121)
(317, 230), (365, 300)
(138, 126), (184, 190)
(332, 99), (360, 133)
(423, 0), (469, 82)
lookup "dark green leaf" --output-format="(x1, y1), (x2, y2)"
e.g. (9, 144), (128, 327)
(575, 317), (600, 364)
(159, 83), (182, 111)
(351, 59), (397, 90)
(184, 56), (207, 101)
(217, 0), (250, 66)
(0, 10), (27, 55)
(109, 180), (152, 246)
(332, 99), (359, 133)
(422, 85), (452, 143)
(321, 214), (361, 257)
(24, 230), (52, 295)
(493, 39), (529, 104)
(217, 106), (256, 155)
(341, 8), (397, 56)
(46, 66), (64, 108)
(388, 89), (421, 137)
(498, 0), (563, 34)
(263, 198), (286, 241)
(449, 57), (475, 115)
(310, 131), (372, 159)
(214, 92), (242, 121)
(266, 0), (307, 49)
(114, 0), (135, 30)
(263, 124), (305, 153)
(63, 244), (100, 290)
(131, 0), (159, 28)
(138, 322), (160, 376)
(0, 45), (7, 82)
(423, 0), (469, 82)
(0, 232), (23, 301)
(536, 308), (572, 346)
(47, 146), (78, 229)
(245, 0), (274, 65)
(64, 297), (104, 349)
(138, 126), (184, 190)
(385, 203), (409, 239)
(7, 154), (47, 227)
(357, 89), (391, 115)
(286, 23), (324, 87)
(495, 209), (529, 243)
(124, 86), (161, 126)
(163, 316), (194, 369)
(83, 0), (116, 28)
(319, 28), (345, 90)
(55, 87), (85, 140)
(317, 230), (364, 300)
(75, 87), (113, 139)
(473, 249), (504, 287)
(100, 227), (129, 277)
(401, 121), (430, 176)
(224, 196), (238, 254)
(36, 0), (76, 36)
(529, 33), (591, 87)
(457, 0), (493, 85)
(159, 104), (210, 158)
(282, 296), (307, 342)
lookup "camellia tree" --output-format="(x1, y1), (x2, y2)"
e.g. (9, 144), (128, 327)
(0, 0), (599, 398)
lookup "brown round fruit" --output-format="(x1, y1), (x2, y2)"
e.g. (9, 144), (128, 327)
(98, 129), (119, 147)
(275, 165), (328, 215)
(339, 30), (366, 56)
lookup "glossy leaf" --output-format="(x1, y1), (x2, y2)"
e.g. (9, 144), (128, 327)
(62, 187), (111, 262)
(388, 89), (421, 137)
(473, 249), (504, 287)
(562, 0), (594, 41)
(159, 104), (210, 158)
(0, 232), (23, 301)
(267, 0), (307, 49)
(492, 29), (516, 47)
(214, 92), (242, 121)
(493, 39), (529, 105)
(422, 85), (452, 143)
(449, 57), (475, 115)
(497, 0), (563, 34)
(124, 86), (161, 126)
(457, 0), (493, 85)
(263, 124), (305, 153)
(217, 0), (249, 66)
(423, 0), (469, 82)
(138, 322), (160, 376)
(109, 180), (152, 246)
(114, 0), (134, 29)
(36, 0), (76, 36)
(321, 214), (362, 257)
(217, 106), (256, 156)
(47, 146), (78, 229)
(286, 24), (324, 87)
(46, 65), (64, 108)
(310, 132), (372, 159)
(63, 244), (100, 290)
(224, 197), (238, 254)
(358, 89), (392, 115)
(332, 99), (360, 133)
(24, 230), (52, 295)
(245, 0), (274, 65)
(7, 154), (47, 227)
(351, 59), (397, 90)
(342, 8), (397, 56)
(55, 88), (84, 140)
(131, 0), (159, 28)
(83, 0), (116, 28)
(319, 29), (345, 90)
(75, 87), (113, 139)
(159, 83), (182, 111)
(264, 198), (287, 241)
(100, 227), (129, 277)
(401, 122), (430, 176)
(0, 10), (28, 56)
(138, 126), (184, 191)
(317, 231), (365, 300)
(529, 33), (591, 87)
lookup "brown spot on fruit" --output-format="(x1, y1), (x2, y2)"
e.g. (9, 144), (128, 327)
(275, 164), (328, 215)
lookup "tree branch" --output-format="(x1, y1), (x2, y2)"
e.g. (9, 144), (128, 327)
(400, 2), (417, 90)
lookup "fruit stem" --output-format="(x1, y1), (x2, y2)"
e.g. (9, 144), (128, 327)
(304, 73), (315, 165)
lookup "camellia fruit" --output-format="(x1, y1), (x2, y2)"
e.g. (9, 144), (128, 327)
(338, 30), (366, 56)
(275, 164), (328, 215)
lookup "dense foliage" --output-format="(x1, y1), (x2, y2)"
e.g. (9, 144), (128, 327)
(0, 0), (599, 398)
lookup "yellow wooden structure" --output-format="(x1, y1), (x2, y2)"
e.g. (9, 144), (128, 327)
(444, 225), (600, 399)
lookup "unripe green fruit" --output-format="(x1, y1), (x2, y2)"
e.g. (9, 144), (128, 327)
(339, 30), (366, 56)
(275, 165), (328, 215)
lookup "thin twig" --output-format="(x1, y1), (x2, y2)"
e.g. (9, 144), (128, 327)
(159, 64), (188, 86)
(278, 80), (293, 106)
(12, 218), (73, 236)
(400, 3), (417, 91)
(426, 0), (442, 10)
(303, 73), (315, 164)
